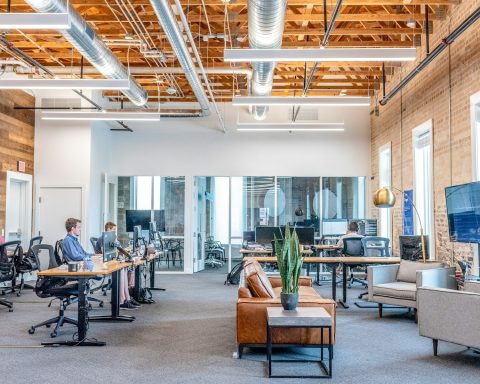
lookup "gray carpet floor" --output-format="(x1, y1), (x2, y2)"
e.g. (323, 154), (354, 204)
(0, 271), (479, 383)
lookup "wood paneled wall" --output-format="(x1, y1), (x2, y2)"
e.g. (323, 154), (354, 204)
(0, 90), (35, 235)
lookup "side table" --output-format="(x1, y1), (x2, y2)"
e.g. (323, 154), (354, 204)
(266, 306), (333, 378)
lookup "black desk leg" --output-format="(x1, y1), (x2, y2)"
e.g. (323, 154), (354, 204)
(133, 265), (141, 302)
(90, 270), (135, 322)
(149, 259), (166, 291)
(337, 264), (349, 309)
(331, 263), (337, 301)
(42, 278), (106, 347)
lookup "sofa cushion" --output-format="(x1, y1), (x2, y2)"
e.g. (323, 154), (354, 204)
(244, 260), (276, 298)
(372, 281), (417, 300)
(396, 260), (444, 283)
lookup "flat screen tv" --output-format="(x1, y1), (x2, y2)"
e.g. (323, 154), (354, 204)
(126, 210), (151, 232)
(445, 181), (480, 243)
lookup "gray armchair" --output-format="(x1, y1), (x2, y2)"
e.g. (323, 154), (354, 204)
(418, 280), (480, 356)
(367, 260), (456, 319)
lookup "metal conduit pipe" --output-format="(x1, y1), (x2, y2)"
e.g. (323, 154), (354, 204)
(149, 0), (211, 116)
(249, 0), (288, 120)
(381, 6), (480, 106)
(24, 0), (148, 106)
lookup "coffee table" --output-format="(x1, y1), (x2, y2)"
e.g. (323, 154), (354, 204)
(266, 307), (333, 378)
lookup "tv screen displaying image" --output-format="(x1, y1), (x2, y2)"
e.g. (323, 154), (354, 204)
(126, 210), (151, 232)
(445, 181), (480, 243)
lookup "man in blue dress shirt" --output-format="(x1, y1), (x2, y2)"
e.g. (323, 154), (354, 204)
(63, 218), (95, 262)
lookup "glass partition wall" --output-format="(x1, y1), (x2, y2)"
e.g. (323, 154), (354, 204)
(117, 176), (185, 272)
(195, 176), (366, 273)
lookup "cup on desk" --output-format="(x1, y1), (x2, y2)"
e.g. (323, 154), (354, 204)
(68, 263), (79, 272)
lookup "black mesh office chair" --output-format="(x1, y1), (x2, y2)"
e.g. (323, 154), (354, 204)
(90, 237), (99, 253)
(342, 237), (367, 288)
(15, 236), (43, 296)
(0, 241), (20, 311)
(28, 244), (79, 338)
(356, 237), (390, 299)
(1, 240), (22, 297)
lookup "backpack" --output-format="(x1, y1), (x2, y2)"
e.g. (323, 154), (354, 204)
(224, 261), (243, 286)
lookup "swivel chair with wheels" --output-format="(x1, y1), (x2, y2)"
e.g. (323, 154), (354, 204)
(357, 237), (390, 299)
(29, 244), (79, 338)
(0, 241), (20, 311)
(342, 237), (367, 288)
(15, 236), (43, 296)
(90, 237), (99, 253)
(1, 240), (22, 297)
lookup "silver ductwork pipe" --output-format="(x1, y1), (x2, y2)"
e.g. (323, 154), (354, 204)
(149, 0), (210, 116)
(249, 0), (288, 120)
(24, 0), (148, 106)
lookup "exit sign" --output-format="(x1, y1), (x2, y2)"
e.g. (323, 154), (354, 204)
(17, 161), (26, 172)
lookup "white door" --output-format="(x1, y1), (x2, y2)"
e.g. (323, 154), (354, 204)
(5, 171), (32, 246)
(193, 177), (206, 272)
(37, 187), (83, 247)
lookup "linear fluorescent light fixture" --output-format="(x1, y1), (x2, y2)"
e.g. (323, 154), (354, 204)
(232, 96), (370, 107)
(42, 111), (161, 121)
(237, 122), (344, 132)
(0, 79), (130, 90)
(0, 13), (70, 30)
(224, 48), (417, 62)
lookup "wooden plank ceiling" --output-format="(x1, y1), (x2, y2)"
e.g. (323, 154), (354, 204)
(0, 0), (458, 104)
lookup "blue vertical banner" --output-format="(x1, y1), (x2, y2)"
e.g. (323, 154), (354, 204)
(403, 189), (414, 236)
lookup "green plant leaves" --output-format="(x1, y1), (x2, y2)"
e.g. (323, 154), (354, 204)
(274, 224), (304, 294)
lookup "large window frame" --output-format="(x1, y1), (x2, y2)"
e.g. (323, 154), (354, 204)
(471, 91), (480, 181)
(378, 142), (392, 239)
(412, 120), (434, 260)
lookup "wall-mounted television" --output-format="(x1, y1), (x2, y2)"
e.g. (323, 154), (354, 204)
(445, 181), (480, 243)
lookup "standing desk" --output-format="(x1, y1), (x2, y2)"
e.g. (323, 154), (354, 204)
(38, 257), (146, 346)
(245, 256), (400, 308)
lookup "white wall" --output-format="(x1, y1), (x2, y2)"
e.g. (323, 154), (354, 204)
(109, 104), (371, 177)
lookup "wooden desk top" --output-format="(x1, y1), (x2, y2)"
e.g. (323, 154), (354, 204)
(313, 244), (341, 250)
(240, 249), (313, 255)
(245, 256), (401, 264)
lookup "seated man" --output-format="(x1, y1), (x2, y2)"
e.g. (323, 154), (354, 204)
(337, 221), (364, 249)
(96, 222), (140, 310)
(63, 218), (95, 262)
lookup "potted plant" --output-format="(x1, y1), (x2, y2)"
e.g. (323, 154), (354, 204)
(274, 225), (304, 311)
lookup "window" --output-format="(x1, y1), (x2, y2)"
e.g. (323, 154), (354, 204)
(379, 143), (392, 239)
(471, 91), (480, 181)
(413, 121), (434, 259)
(322, 177), (366, 220)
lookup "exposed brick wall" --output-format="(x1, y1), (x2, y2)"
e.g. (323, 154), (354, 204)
(371, 0), (480, 267)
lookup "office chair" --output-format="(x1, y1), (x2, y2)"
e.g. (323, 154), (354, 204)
(342, 237), (367, 289)
(1, 240), (22, 297)
(55, 239), (104, 307)
(0, 241), (21, 311)
(29, 244), (79, 338)
(90, 236), (99, 253)
(357, 237), (390, 299)
(15, 236), (43, 296)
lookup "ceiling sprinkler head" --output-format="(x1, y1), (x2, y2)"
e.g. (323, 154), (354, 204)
(406, 19), (416, 28)
(166, 87), (177, 95)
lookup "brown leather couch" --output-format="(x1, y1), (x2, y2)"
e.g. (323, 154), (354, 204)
(237, 259), (336, 358)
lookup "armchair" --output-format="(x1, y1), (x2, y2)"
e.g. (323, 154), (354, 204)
(418, 281), (480, 356)
(367, 260), (456, 319)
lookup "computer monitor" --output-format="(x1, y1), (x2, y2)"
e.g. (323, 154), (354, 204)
(102, 231), (116, 262)
(243, 231), (255, 242)
(399, 235), (429, 261)
(255, 226), (282, 244)
(352, 219), (378, 236)
(126, 210), (151, 232)
(322, 219), (348, 236)
(288, 227), (315, 245)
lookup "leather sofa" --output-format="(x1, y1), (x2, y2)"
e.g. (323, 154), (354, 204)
(236, 259), (336, 358)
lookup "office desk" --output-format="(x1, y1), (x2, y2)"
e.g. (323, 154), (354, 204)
(38, 258), (143, 346)
(245, 256), (400, 309)
(240, 249), (314, 256)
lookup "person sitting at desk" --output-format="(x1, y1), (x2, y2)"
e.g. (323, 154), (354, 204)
(336, 221), (363, 249)
(63, 218), (96, 262)
(96, 222), (140, 310)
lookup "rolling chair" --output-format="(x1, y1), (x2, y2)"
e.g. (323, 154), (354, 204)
(1, 240), (22, 297)
(0, 241), (20, 311)
(55, 239), (104, 307)
(342, 237), (367, 289)
(15, 236), (43, 296)
(29, 244), (79, 338)
(90, 237), (99, 253)
(357, 237), (390, 299)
